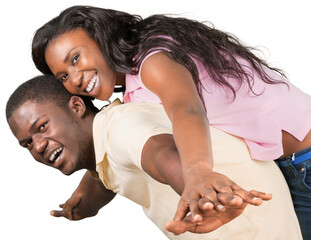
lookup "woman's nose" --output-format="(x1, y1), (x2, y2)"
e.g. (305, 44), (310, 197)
(70, 70), (83, 88)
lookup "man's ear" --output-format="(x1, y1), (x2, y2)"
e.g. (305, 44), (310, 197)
(68, 96), (87, 118)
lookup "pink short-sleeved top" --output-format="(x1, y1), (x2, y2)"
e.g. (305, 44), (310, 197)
(123, 51), (311, 160)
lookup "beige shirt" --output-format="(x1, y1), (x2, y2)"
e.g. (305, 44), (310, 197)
(93, 99), (302, 240)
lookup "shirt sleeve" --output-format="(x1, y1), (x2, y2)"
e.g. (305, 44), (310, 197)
(105, 103), (172, 169)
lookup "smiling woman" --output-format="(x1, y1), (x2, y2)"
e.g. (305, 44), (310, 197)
(45, 29), (121, 100)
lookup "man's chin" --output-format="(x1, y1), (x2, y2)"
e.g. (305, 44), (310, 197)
(59, 164), (79, 176)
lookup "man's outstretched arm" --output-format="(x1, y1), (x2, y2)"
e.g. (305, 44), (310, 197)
(51, 171), (116, 220)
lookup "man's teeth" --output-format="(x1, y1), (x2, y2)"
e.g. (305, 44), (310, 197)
(49, 147), (63, 162)
(85, 74), (98, 93)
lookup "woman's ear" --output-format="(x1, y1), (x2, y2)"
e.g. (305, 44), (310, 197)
(68, 96), (87, 117)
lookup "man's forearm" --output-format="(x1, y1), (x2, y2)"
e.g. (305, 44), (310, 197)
(77, 171), (116, 216)
(141, 134), (184, 195)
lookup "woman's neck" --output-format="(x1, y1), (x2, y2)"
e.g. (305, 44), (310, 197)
(116, 73), (126, 86)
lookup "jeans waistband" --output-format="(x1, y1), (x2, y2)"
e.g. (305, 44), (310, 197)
(276, 146), (311, 167)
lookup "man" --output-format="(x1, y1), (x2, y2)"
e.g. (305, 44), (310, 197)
(6, 75), (302, 239)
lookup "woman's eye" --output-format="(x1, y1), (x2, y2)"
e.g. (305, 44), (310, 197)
(72, 54), (80, 65)
(60, 74), (68, 83)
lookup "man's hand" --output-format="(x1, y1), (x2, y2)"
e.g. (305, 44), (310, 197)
(167, 191), (272, 235)
(50, 172), (92, 220)
(175, 166), (272, 222)
(50, 190), (99, 221)
(50, 171), (116, 221)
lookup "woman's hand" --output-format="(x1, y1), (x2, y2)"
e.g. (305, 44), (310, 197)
(166, 192), (247, 235)
(174, 165), (272, 222)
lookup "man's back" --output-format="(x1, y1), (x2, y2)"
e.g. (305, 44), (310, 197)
(92, 100), (302, 240)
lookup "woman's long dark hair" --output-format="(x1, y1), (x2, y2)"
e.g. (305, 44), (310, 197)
(32, 5), (286, 100)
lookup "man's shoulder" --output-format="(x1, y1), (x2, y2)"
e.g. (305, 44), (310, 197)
(95, 99), (166, 126)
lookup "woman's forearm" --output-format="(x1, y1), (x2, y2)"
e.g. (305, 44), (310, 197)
(170, 106), (214, 171)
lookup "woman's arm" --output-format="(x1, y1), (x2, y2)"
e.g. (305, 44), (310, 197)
(141, 52), (220, 221)
(141, 133), (271, 235)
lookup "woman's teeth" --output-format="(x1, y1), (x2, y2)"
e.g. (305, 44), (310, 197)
(85, 74), (98, 93)
(49, 147), (63, 162)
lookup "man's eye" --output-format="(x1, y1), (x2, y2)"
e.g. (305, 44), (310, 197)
(25, 139), (33, 149)
(72, 54), (80, 65)
(39, 122), (47, 132)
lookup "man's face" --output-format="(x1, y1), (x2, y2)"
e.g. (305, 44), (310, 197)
(8, 100), (94, 175)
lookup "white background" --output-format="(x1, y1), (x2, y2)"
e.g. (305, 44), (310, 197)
(1, 0), (310, 239)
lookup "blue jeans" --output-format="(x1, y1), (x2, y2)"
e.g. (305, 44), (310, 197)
(275, 147), (311, 240)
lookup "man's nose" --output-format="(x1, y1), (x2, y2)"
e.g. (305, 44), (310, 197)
(33, 134), (48, 154)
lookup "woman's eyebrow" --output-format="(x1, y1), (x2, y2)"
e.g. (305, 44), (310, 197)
(64, 47), (77, 63)
(54, 48), (77, 78)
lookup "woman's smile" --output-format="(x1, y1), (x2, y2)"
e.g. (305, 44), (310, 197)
(45, 29), (120, 101)
(85, 73), (98, 93)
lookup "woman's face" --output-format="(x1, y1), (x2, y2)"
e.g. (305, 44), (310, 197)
(45, 29), (117, 100)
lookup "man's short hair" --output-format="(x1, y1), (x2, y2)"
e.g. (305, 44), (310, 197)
(6, 74), (98, 121)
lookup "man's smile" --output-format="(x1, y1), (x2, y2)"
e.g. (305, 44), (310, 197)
(48, 146), (64, 163)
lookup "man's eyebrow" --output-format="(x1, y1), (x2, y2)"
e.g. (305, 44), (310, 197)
(18, 116), (44, 145)
(19, 138), (32, 146)
(19, 138), (28, 146)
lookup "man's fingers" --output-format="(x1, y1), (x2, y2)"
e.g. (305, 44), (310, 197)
(50, 209), (74, 220)
(65, 193), (83, 208)
(166, 220), (195, 235)
(166, 219), (220, 235)
(50, 210), (64, 218)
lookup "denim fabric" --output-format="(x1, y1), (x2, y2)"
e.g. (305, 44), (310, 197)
(276, 147), (311, 240)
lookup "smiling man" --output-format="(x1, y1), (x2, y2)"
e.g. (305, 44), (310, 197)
(6, 75), (302, 239)
(10, 100), (94, 174)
